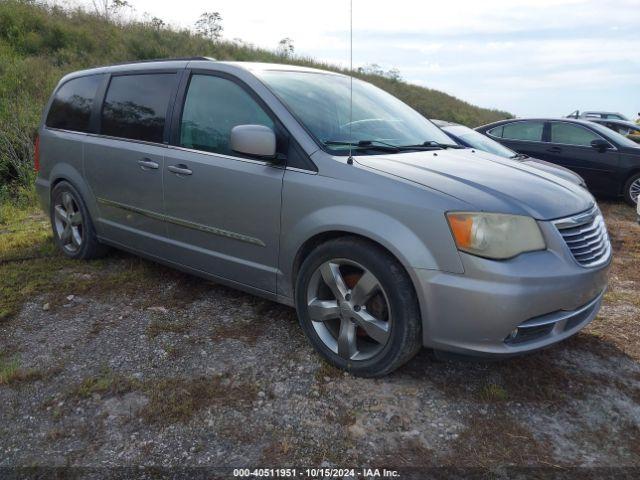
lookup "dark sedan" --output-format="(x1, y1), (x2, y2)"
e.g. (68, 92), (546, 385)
(476, 118), (640, 205)
(431, 119), (586, 187)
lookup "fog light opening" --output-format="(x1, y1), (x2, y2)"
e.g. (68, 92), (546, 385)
(506, 328), (519, 341)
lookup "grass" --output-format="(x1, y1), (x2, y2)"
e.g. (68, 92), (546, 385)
(0, 355), (48, 385)
(66, 368), (259, 425)
(140, 375), (258, 424)
(147, 318), (190, 338)
(446, 412), (557, 468)
(70, 368), (139, 399)
(0, 193), (184, 320)
(478, 383), (509, 402)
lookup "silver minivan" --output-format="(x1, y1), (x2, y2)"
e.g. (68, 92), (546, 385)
(36, 58), (611, 376)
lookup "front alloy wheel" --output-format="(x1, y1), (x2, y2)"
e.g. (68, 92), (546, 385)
(306, 259), (391, 361)
(295, 237), (422, 377)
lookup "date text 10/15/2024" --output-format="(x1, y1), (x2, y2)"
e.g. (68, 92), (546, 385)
(233, 468), (401, 478)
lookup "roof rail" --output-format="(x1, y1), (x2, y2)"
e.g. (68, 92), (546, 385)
(107, 56), (216, 67)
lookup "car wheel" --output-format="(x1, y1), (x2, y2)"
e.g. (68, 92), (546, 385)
(623, 173), (640, 206)
(295, 237), (422, 377)
(50, 181), (109, 260)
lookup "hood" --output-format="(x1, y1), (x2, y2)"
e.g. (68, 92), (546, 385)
(356, 149), (594, 220)
(521, 158), (584, 186)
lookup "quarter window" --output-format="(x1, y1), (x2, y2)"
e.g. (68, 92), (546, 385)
(180, 75), (274, 156)
(491, 122), (544, 142)
(46, 75), (103, 132)
(101, 73), (178, 143)
(550, 123), (601, 146)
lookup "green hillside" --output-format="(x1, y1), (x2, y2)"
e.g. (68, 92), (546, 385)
(0, 0), (512, 193)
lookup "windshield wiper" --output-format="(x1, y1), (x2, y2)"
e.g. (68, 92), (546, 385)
(411, 141), (466, 149)
(325, 139), (449, 153)
(324, 140), (401, 152)
(511, 153), (529, 160)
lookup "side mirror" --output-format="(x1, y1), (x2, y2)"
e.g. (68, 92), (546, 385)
(590, 139), (612, 152)
(230, 125), (276, 160)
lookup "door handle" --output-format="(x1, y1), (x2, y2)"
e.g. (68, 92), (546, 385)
(168, 164), (193, 176)
(546, 146), (562, 153)
(138, 158), (159, 170)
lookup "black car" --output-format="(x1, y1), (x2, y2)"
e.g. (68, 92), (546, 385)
(431, 119), (586, 187)
(476, 118), (640, 205)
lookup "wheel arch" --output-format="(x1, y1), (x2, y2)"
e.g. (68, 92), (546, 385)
(287, 229), (430, 331)
(48, 163), (101, 225)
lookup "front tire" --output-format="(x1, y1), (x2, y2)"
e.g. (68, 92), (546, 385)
(623, 173), (640, 206)
(50, 181), (108, 260)
(295, 237), (422, 377)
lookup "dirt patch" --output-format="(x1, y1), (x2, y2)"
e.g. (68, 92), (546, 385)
(140, 375), (258, 425)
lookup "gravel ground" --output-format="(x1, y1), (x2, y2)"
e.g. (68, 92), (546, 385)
(1, 201), (639, 478)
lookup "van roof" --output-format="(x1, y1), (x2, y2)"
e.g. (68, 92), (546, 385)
(61, 58), (342, 82)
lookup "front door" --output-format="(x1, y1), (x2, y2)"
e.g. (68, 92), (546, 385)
(84, 72), (180, 254)
(162, 73), (285, 293)
(543, 121), (620, 194)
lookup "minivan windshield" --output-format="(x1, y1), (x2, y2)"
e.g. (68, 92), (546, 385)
(257, 70), (453, 155)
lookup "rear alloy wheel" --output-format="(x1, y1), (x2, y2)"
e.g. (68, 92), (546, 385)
(50, 181), (109, 260)
(624, 173), (640, 206)
(53, 191), (84, 254)
(296, 237), (422, 377)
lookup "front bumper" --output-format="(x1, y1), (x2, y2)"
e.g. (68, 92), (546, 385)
(414, 219), (611, 357)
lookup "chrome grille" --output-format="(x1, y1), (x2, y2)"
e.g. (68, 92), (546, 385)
(553, 206), (611, 268)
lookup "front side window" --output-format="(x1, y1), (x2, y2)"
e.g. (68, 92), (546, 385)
(550, 123), (601, 146)
(46, 75), (103, 132)
(180, 75), (274, 156)
(255, 70), (453, 155)
(491, 121), (544, 142)
(101, 73), (177, 143)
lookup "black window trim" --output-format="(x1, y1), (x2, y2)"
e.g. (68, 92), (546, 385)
(169, 68), (317, 173)
(97, 69), (183, 145)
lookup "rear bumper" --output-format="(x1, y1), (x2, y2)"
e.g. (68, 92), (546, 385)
(413, 220), (610, 356)
(35, 176), (50, 213)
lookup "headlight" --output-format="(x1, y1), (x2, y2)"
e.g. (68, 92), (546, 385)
(446, 212), (546, 260)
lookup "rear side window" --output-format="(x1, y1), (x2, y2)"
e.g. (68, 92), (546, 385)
(491, 121), (544, 142)
(179, 74), (274, 156)
(46, 75), (103, 132)
(101, 73), (178, 143)
(550, 122), (601, 146)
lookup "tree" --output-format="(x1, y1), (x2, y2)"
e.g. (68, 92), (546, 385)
(92, 0), (131, 20)
(277, 38), (294, 57)
(195, 12), (223, 42)
(385, 68), (402, 82)
(357, 64), (402, 81)
(149, 17), (165, 31)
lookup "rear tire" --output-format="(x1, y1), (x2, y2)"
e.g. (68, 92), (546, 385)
(50, 181), (109, 260)
(295, 237), (422, 377)
(623, 172), (640, 206)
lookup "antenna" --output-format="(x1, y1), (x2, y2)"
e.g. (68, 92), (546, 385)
(347, 0), (354, 165)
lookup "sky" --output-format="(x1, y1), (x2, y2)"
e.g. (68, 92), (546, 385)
(74, 0), (639, 119)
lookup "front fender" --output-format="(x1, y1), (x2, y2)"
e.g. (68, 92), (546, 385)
(278, 170), (465, 300)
